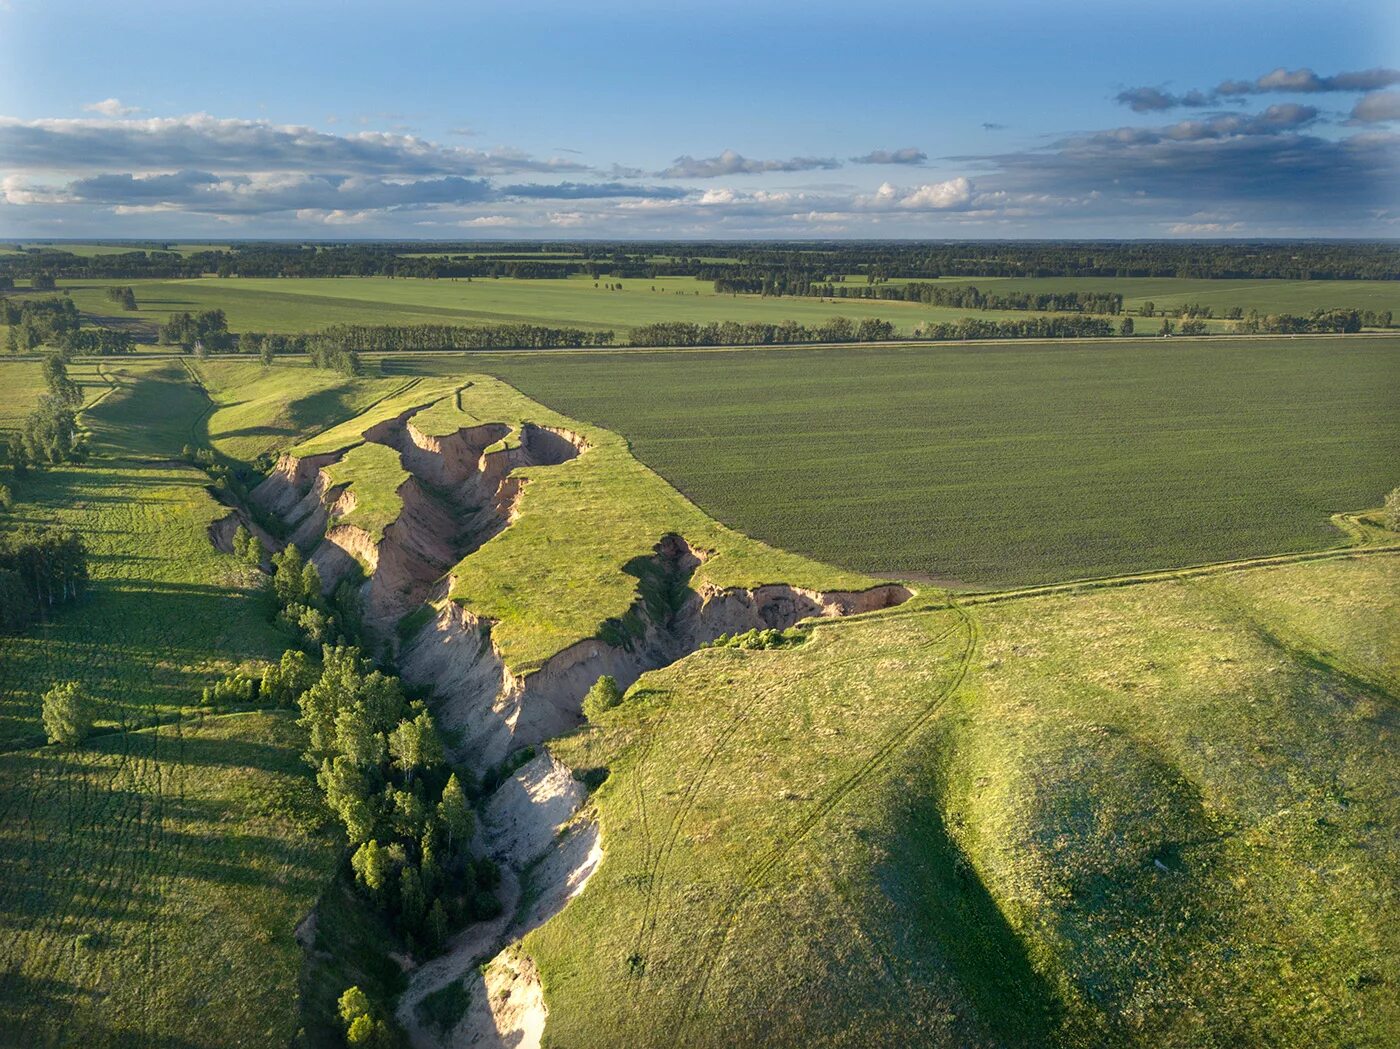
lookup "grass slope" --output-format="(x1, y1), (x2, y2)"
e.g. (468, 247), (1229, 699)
(437, 335), (1400, 586)
(0, 358), (338, 1045)
(537, 551), (1399, 1048)
(407, 377), (879, 669)
(0, 711), (339, 1049)
(192, 360), (405, 464)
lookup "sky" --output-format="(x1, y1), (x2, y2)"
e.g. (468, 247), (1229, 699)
(0, 0), (1398, 239)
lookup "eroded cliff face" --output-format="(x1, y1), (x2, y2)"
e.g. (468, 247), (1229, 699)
(250, 402), (588, 644)
(400, 534), (910, 768)
(244, 392), (911, 1049)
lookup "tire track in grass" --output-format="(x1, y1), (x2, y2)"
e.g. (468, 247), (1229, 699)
(671, 602), (979, 1044)
(630, 697), (752, 978)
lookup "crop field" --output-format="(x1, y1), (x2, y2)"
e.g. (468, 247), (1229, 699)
(29, 275), (1237, 338)
(537, 551), (1400, 1048)
(861, 276), (1400, 317)
(419, 334), (1400, 586)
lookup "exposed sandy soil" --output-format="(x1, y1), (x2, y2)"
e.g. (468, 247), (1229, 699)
(395, 753), (600, 1049)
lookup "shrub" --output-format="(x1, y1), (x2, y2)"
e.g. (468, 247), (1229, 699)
(705, 628), (804, 651)
(1385, 487), (1400, 532)
(582, 674), (623, 719)
(42, 681), (92, 745)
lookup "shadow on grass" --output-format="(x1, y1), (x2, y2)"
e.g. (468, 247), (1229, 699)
(880, 785), (1064, 1046)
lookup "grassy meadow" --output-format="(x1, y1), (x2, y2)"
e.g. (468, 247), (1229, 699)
(0, 354), (353, 1045)
(537, 550), (1400, 1048)
(413, 334), (1400, 586)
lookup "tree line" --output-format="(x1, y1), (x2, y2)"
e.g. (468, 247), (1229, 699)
(807, 281), (1125, 314)
(6, 240), (1398, 282)
(3, 296), (136, 355)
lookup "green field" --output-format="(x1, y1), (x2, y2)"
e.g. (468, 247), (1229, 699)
(411, 335), (1400, 586)
(37, 275), (1126, 337)
(0, 711), (339, 1048)
(0, 353), (347, 1046)
(536, 551), (1399, 1047)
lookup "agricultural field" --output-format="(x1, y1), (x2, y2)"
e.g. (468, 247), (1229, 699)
(36, 274), (1130, 337)
(394, 334), (1400, 586)
(861, 276), (1400, 317)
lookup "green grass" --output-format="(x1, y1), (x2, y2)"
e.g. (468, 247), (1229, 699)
(535, 551), (1400, 1047)
(0, 357), (341, 1044)
(0, 459), (287, 749)
(290, 375), (878, 670)
(0, 710), (340, 1048)
(191, 359), (405, 463)
(406, 335), (1400, 587)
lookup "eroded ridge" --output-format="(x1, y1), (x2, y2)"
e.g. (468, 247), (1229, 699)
(401, 534), (910, 768)
(251, 398), (588, 641)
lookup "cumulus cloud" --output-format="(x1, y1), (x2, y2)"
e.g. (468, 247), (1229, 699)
(657, 149), (841, 178)
(0, 114), (587, 176)
(862, 178), (973, 210)
(83, 98), (142, 118)
(1116, 66), (1400, 111)
(1350, 90), (1400, 124)
(849, 147), (926, 165)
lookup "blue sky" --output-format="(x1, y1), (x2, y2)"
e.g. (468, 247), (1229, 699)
(1, 0), (1397, 238)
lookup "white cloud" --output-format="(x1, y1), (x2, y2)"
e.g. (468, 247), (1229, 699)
(83, 98), (142, 118)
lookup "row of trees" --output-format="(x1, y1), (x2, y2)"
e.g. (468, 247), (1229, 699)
(630, 316), (897, 347)
(0, 527), (88, 634)
(7, 241), (1398, 281)
(913, 315), (1118, 340)
(806, 281), (1126, 314)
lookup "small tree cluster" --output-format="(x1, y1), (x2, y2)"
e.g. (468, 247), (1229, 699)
(0, 527), (88, 634)
(337, 986), (395, 1047)
(230, 524), (264, 566)
(581, 674), (623, 720)
(159, 309), (233, 353)
(104, 285), (138, 311)
(299, 646), (495, 956)
(704, 627), (805, 651)
(271, 545), (348, 650)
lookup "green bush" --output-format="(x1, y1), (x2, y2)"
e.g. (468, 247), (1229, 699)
(1385, 487), (1400, 532)
(42, 681), (92, 745)
(582, 674), (623, 719)
(705, 628), (804, 651)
